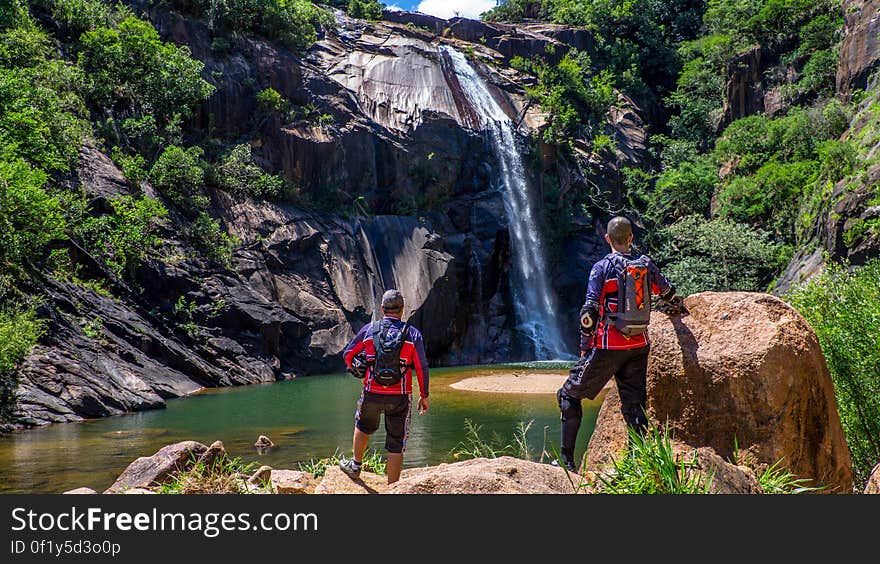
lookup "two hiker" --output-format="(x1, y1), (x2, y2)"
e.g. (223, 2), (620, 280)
(554, 216), (683, 471)
(340, 289), (429, 484)
(339, 216), (681, 481)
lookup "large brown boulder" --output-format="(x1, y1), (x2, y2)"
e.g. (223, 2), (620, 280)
(104, 441), (207, 493)
(586, 292), (853, 493)
(386, 456), (577, 494)
(865, 464), (880, 494)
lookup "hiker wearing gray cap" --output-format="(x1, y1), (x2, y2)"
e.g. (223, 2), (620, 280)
(341, 289), (430, 484)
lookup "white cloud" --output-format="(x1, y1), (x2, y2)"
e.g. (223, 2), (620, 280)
(385, 4), (405, 11)
(416, 0), (496, 20)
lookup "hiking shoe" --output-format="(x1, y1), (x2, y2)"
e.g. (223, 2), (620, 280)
(339, 458), (362, 477)
(550, 458), (577, 472)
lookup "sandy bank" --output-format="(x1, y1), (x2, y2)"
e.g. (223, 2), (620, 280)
(449, 372), (568, 394)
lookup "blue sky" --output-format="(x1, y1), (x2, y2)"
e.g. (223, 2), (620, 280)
(386, 1), (498, 20)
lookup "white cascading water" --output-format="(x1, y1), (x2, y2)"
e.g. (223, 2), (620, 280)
(441, 46), (568, 360)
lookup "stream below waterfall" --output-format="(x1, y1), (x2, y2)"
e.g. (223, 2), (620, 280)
(0, 365), (604, 493)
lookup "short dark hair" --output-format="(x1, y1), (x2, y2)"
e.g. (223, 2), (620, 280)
(607, 216), (633, 247)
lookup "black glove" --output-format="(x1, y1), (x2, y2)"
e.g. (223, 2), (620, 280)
(348, 352), (370, 379)
(657, 293), (686, 316)
(579, 302), (600, 337)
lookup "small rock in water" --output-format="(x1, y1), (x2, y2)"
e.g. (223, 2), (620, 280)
(254, 435), (275, 452)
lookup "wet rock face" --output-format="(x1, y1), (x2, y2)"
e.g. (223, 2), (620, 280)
(586, 292), (854, 493)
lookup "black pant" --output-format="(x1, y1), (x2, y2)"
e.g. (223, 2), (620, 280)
(558, 346), (650, 464)
(355, 391), (412, 453)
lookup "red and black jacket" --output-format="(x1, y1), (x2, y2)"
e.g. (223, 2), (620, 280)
(343, 317), (429, 398)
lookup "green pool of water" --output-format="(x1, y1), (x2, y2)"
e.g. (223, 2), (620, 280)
(0, 364), (604, 493)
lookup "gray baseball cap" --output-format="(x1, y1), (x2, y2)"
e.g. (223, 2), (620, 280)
(381, 289), (404, 312)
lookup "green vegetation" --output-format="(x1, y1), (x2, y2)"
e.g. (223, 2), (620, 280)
(159, 452), (263, 494)
(70, 194), (168, 280)
(511, 52), (615, 144)
(156, 0), (333, 51)
(596, 420), (714, 494)
(787, 260), (880, 491)
(449, 418), (534, 461)
(213, 144), (285, 198)
(655, 215), (789, 296)
(347, 0), (383, 20)
(78, 16), (214, 141)
(297, 448), (388, 477)
(757, 458), (822, 494)
(0, 305), (45, 420)
(0, 159), (66, 269)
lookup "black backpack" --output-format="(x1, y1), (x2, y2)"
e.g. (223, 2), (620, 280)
(606, 254), (653, 337)
(370, 319), (410, 387)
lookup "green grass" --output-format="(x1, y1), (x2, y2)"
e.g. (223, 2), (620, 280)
(159, 452), (263, 494)
(449, 419), (534, 461)
(757, 458), (823, 494)
(596, 420), (714, 494)
(297, 448), (387, 477)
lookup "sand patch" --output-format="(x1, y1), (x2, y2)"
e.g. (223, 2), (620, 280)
(449, 372), (567, 394)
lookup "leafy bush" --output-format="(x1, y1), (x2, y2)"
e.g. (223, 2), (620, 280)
(190, 212), (236, 265)
(0, 0), (30, 31)
(110, 147), (149, 185)
(657, 215), (788, 296)
(213, 144), (284, 198)
(649, 155), (718, 223)
(34, 0), (132, 36)
(0, 159), (66, 269)
(150, 145), (208, 212)
(0, 62), (90, 172)
(161, 0), (332, 51)
(787, 260), (880, 491)
(512, 51), (615, 143)
(256, 87), (287, 114)
(78, 17), (214, 127)
(716, 158), (819, 240)
(72, 195), (168, 280)
(348, 0), (383, 20)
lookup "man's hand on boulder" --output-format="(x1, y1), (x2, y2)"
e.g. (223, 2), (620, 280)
(658, 294), (687, 316)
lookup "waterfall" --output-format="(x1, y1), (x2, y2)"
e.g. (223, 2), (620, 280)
(441, 46), (569, 360)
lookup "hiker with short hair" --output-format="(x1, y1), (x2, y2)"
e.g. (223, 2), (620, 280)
(340, 289), (429, 484)
(554, 216), (684, 472)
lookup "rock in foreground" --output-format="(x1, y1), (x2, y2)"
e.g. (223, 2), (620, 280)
(104, 441), (207, 493)
(586, 292), (853, 493)
(271, 470), (318, 494)
(387, 456), (575, 494)
(313, 467), (387, 494)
